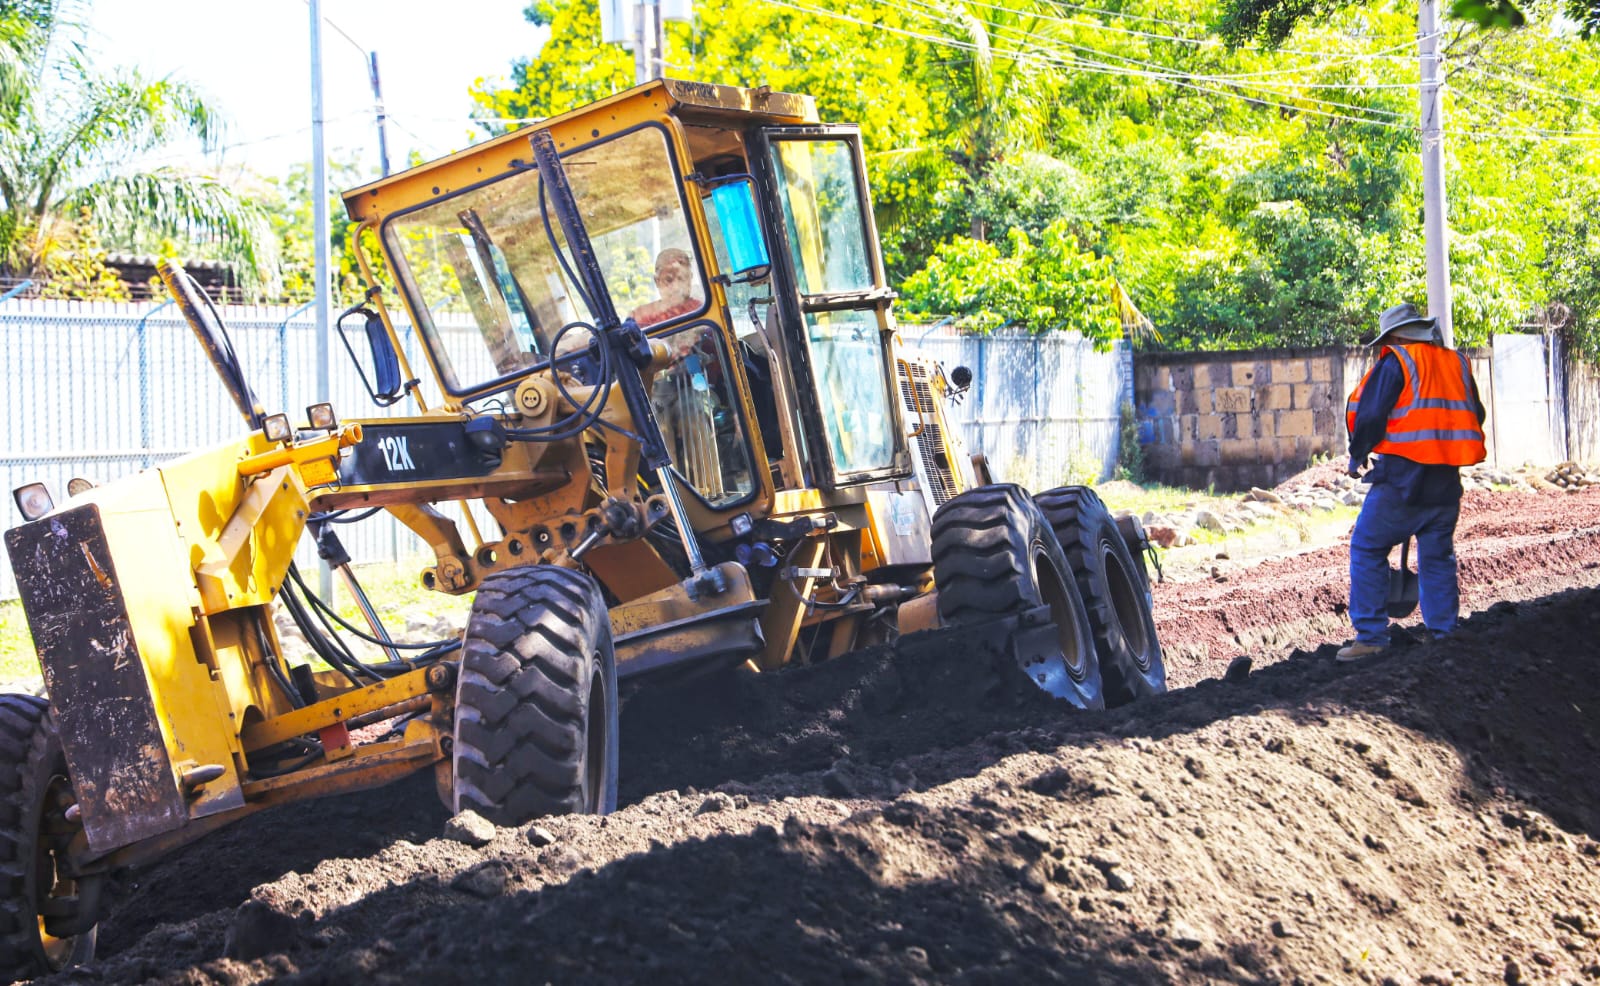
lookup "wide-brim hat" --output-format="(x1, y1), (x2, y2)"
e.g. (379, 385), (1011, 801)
(1368, 302), (1441, 346)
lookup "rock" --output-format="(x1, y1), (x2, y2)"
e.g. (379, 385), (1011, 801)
(697, 793), (735, 815)
(171, 929), (199, 947)
(452, 861), (510, 898)
(1087, 849), (1122, 868)
(1224, 656), (1252, 682)
(1271, 918), (1297, 938)
(1146, 525), (1180, 549)
(1019, 865), (1048, 893)
(444, 811), (497, 847)
(1249, 486), (1283, 503)
(1170, 923), (1203, 950)
(224, 900), (298, 961)
(542, 846), (588, 876)
(823, 762), (859, 797)
(1194, 509), (1226, 533)
(526, 825), (557, 847)
(1106, 870), (1134, 892)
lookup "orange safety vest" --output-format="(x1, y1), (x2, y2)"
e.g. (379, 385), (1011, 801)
(1344, 342), (1486, 466)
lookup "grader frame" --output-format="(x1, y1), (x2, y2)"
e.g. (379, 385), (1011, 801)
(0, 79), (1165, 981)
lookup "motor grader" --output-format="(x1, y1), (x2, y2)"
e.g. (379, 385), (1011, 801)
(0, 79), (1165, 978)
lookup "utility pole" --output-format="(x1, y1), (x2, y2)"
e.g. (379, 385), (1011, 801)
(368, 52), (392, 177)
(639, 0), (662, 85)
(310, 0), (334, 601)
(600, 0), (690, 85)
(1419, 0), (1453, 346)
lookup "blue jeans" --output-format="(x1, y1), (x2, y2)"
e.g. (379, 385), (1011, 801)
(1349, 482), (1461, 645)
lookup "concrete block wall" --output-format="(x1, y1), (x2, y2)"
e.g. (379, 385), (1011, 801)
(1135, 347), (1349, 492)
(1138, 344), (1505, 492)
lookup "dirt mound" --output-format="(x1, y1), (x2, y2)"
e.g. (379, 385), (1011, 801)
(38, 487), (1600, 985)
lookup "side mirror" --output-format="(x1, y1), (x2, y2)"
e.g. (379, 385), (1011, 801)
(708, 177), (770, 278)
(335, 304), (406, 407)
(364, 312), (402, 400)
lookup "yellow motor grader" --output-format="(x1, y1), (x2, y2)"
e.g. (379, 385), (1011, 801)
(1, 79), (1164, 978)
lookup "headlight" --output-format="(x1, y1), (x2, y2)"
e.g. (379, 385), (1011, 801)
(262, 413), (292, 443)
(306, 403), (337, 430)
(13, 482), (55, 521)
(66, 477), (95, 497)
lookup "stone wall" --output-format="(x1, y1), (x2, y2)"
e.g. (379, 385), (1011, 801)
(1134, 348), (1350, 492)
(1136, 344), (1508, 492)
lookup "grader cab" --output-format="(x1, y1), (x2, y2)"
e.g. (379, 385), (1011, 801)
(1, 79), (1164, 979)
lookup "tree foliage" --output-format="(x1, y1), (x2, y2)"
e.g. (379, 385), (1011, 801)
(898, 221), (1122, 343)
(469, 0), (1600, 356)
(0, 0), (272, 292)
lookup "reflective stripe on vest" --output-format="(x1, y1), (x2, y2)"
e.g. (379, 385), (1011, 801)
(1344, 343), (1486, 466)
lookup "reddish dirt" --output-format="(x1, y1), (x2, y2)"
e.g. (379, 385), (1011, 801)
(36, 483), (1600, 986)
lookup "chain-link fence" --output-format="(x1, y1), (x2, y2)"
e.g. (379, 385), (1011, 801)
(0, 299), (1129, 599)
(0, 298), (460, 600)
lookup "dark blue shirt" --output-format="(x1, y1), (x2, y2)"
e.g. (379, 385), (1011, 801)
(1348, 349), (1486, 507)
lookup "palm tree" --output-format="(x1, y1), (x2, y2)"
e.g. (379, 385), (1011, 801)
(908, 0), (1071, 239)
(942, 0), (1061, 183)
(0, 0), (273, 290)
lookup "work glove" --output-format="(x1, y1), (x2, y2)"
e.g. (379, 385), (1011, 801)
(1347, 455), (1369, 478)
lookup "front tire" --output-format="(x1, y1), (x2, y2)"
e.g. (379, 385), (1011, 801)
(1037, 486), (1167, 707)
(930, 485), (1103, 709)
(0, 694), (96, 981)
(452, 566), (619, 825)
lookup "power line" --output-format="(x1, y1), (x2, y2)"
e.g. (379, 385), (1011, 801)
(772, 0), (1416, 127)
(1048, 0), (1421, 57)
(878, 0), (1422, 91)
(760, 0), (1600, 141)
(302, 0), (370, 59)
(907, 0), (1423, 62)
(1459, 62), (1600, 113)
(1446, 83), (1600, 139)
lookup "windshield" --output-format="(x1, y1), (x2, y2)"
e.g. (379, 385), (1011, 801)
(383, 125), (705, 398)
(768, 138), (873, 296)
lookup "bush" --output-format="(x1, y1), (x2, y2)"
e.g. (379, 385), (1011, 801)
(898, 219), (1122, 346)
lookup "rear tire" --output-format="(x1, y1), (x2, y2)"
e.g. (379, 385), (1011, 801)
(930, 485), (1103, 709)
(1037, 486), (1166, 707)
(0, 694), (96, 981)
(452, 566), (619, 825)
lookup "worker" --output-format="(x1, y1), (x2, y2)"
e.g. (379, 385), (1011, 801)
(632, 248), (702, 327)
(1338, 302), (1486, 662)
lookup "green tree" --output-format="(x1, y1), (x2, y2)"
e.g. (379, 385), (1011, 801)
(469, 0), (1036, 271)
(1215, 0), (1536, 47)
(258, 157), (370, 304)
(0, 0), (272, 291)
(469, 0), (632, 125)
(898, 220), (1122, 343)
(466, 0), (1600, 355)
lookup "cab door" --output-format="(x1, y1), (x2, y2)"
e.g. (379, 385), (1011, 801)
(750, 125), (911, 491)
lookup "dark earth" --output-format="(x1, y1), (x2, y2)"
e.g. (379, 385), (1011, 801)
(33, 466), (1600, 985)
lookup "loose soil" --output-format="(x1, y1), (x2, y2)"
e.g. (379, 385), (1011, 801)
(36, 475), (1600, 986)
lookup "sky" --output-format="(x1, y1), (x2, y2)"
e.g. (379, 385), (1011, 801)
(85, 0), (551, 187)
